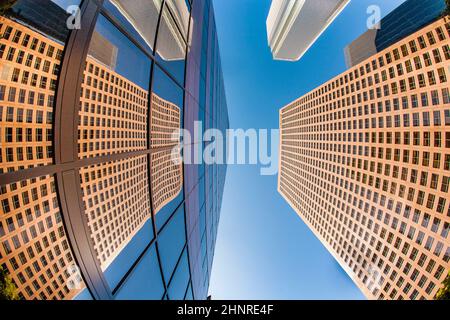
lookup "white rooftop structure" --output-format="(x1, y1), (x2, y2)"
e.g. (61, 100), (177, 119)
(110, 0), (190, 61)
(267, 0), (350, 61)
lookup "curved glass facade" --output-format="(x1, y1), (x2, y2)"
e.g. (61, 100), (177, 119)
(0, 0), (228, 300)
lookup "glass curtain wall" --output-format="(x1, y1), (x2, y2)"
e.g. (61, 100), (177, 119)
(0, 0), (228, 300)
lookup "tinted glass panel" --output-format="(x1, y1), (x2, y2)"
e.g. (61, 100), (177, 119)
(157, 205), (186, 281)
(0, 0), (228, 301)
(167, 248), (189, 300)
(114, 244), (164, 300)
(79, 155), (153, 290)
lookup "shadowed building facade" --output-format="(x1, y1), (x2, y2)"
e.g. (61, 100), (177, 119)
(279, 17), (450, 300)
(0, 0), (228, 300)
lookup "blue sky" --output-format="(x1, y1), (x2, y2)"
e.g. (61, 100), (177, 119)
(209, 0), (407, 300)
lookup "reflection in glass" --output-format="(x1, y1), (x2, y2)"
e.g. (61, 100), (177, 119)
(106, 0), (190, 61)
(150, 93), (182, 215)
(77, 14), (155, 290)
(106, 0), (161, 51)
(0, 175), (87, 300)
(0, 0), (78, 172)
(79, 155), (153, 290)
(155, 1), (190, 83)
(157, 0), (190, 60)
(78, 15), (151, 159)
(150, 66), (184, 229)
(114, 244), (164, 300)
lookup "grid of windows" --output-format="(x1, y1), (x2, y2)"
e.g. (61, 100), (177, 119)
(0, 176), (85, 300)
(0, 18), (62, 172)
(150, 147), (183, 214)
(80, 156), (151, 270)
(150, 93), (183, 214)
(279, 18), (450, 300)
(150, 93), (181, 148)
(0, 2), (88, 301)
(0, 0), (228, 300)
(78, 57), (148, 159)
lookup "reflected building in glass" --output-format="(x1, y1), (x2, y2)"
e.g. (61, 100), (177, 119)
(0, 0), (228, 300)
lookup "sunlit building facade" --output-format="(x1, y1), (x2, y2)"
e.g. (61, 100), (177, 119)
(279, 17), (450, 300)
(344, 0), (446, 68)
(0, 0), (228, 300)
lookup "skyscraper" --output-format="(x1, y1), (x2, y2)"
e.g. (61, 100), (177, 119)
(267, 0), (350, 61)
(279, 14), (450, 300)
(0, 0), (228, 300)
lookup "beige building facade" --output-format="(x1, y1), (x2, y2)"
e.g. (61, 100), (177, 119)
(149, 93), (183, 214)
(279, 18), (450, 300)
